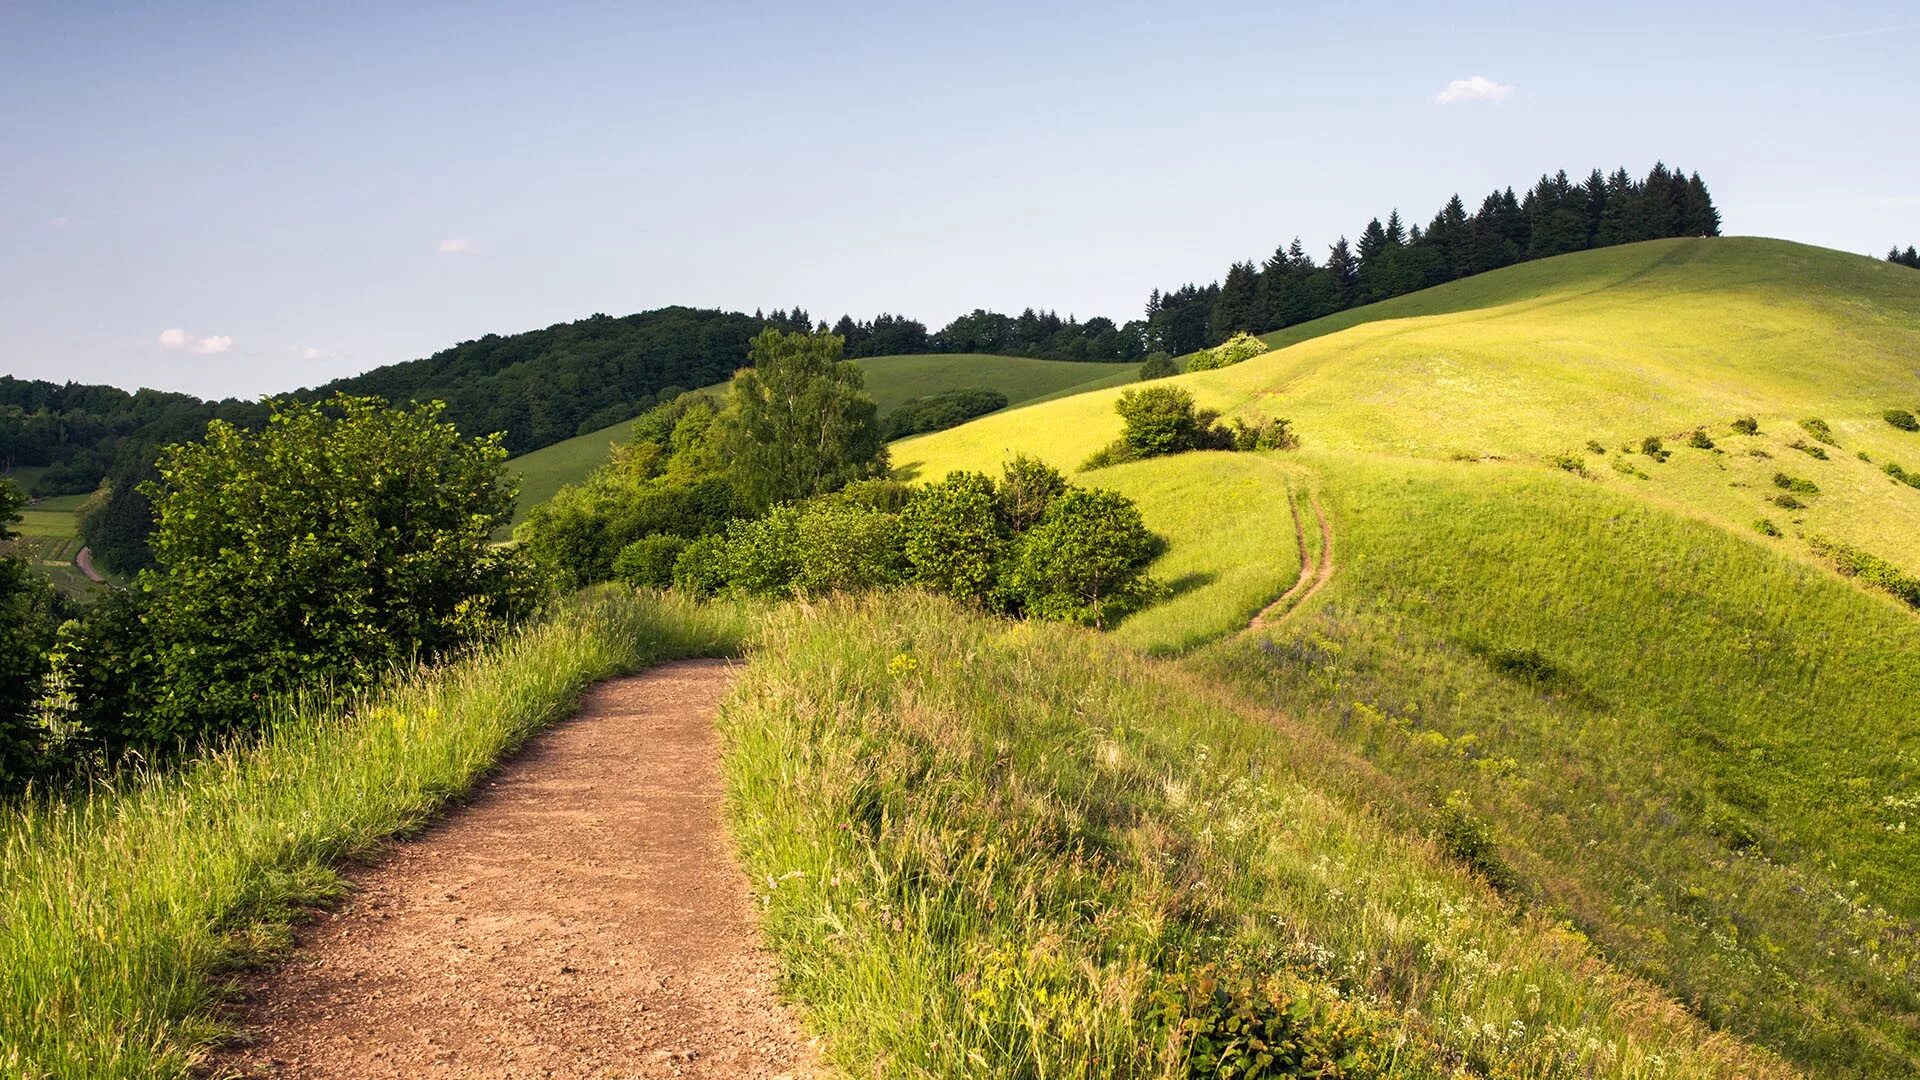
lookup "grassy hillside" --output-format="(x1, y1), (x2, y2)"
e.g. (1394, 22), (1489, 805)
(504, 353), (1132, 528)
(887, 237), (1920, 1075)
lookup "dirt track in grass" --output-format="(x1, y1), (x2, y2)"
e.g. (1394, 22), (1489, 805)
(1249, 489), (1335, 632)
(211, 659), (820, 1080)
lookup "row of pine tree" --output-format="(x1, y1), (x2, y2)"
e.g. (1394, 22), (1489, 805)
(1144, 163), (1721, 356)
(1888, 245), (1920, 269)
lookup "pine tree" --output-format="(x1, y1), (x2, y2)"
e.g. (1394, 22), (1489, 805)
(1470, 191), (1519, 272)
(1581, 169), (1608, 248)
(1682, 172), (1721, 236)
(1210, 260), (1261, 341)
(1326, 237), (1358, 307)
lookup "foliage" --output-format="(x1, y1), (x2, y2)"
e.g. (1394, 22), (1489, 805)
(1772, 471), (1818, 494)
(0, 480), (61, 783)
(994, 453), (1068, 533)
(1146, 968), (1379, 1078)
(1138, 351), (1178, 380)
(1798, 417), (1836, 445)
(1753, 517), (1782, 537)
(125, 395), (540, 747)
(612, 533), (687, 589)
(882, 387), (1008, 439)
(1002, 488), (1165, 627)
(897, 471), (1005, 605)
(1885, 408), (1919, 432)
(1687, 428), (1715, 449)
(1182, 331), (1270, 372)
(0, 589), (744, 1078)
(1115, 386), (1230, 459)
(1888, 244), (1920, 269)
(1731, 415), (1759, 435)
(1808, 535), (1920, 608)
(717, 329), (888, 509)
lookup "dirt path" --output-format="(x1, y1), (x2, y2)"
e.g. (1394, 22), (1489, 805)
(1248, 490), (1335, 632)
(75, 545), (103, 583)
(211, 659), (820, 1080)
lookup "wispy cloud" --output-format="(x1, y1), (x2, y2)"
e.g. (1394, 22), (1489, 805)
(1434, 75), (1514, 106)
(48, 216), (67, 227)
(438, 235), (479, 255)
(301, 347), (326, 361)
(157, 328), (235, 355)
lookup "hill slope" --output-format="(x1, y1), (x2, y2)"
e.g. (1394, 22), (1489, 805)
(892, 237), (1920, 1076)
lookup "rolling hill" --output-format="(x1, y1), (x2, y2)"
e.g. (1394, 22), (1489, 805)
(886, 236), (1920, 1075)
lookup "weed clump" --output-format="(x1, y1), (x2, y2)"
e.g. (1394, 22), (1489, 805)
(1884, 408), (1919, 432)
(1788, 440), (1828, 460)
(1808, 535), (1920, 609)
(1769, 493), (1804, 510)
(1585, 439), (1607, 455)
(1799, 417), (1837, 445)
(1640, 436), (1670, 462)
(1433, 791), (1522, 895)
(1688, 429), (1715, 449)
(1773, 472), (1818, 495)
(1548, 453), (1590, 477)
(1754, 518), (1782, 537)
(1731, 416), (1759, 435)
(1611, 458), (1648, 479)
(1146, 968), (1384, 1078)
(1885, 462), (1920, 489)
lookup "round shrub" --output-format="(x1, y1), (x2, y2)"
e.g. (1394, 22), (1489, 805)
(671, 534), (732, 597)
(1003, 488), (1164, 628)
(1137, 351), (1177, 380)
(1885, 408), (1919, 432)
(899, 472), (1005, 606)
(612, 534), (687, 589)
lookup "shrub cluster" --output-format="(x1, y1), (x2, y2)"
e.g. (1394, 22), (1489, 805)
(1639, 435), (1670, 462)
(1789, 439), (1829, 460)
(1730, 415), (1759, 435)
(1799, 417), (1837, 445)
(1137, 351), (1178, 380)
(1182, 331), (1269, 372)
(882, 388), (1009, 439)
(682, 457), (1165, 629)
(1083, 386), (1296, 470)
(1773, 472), (1819, 495)
(1687, 429), (1715, 449)
(1886, 408), (1920, 432)
(1808, 535), (1920, 609)
(1885, 461), (1920, 490)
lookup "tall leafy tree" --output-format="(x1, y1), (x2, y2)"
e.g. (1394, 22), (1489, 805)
(718, 329), (888, 508)
(0, 480), (59, 783)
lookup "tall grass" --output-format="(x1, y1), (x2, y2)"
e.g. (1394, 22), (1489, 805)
(722, 594), (1787, 1078)
(0, 588), (745, 1079)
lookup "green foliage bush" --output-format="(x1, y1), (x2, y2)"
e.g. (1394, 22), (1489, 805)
(1138, 351), (1178, 380)
(994, 453), (1067, 533)
(1884, 408), (1919, 432)
(1769, 492), (1804, 510)
(1003, 488), (1166, 628)
(1799, 417), (1836, 445)
(1731, 416), (1759, 435)
(1085, 386), (1242, 469)
(1885, 461), (1920, 490)
(612, 534), (687, 589)
(1434, 791), (1523, 895)
(1808, 535), (1920, 609)
(1754, 518), (1782, 537)
(0, 481), (61, 784)
(1688, 429), (1715, 449)
(1146, 968), (1380, 1078)
(1182, 331), (1270, 372)
(1639, 435), (1670, 461)
(1789, 439), (1829, 460)
(1585, 439), (1608, 454)
(670, 534), (731, 597)
(898, 472), (1005, 605)
(1228, 417), (1299, 451)
(1772, 472), (1818, 495)
(719, 329), (889, 509)
(882, 388), (1008, 439)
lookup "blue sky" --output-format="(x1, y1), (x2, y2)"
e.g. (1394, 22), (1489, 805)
(4, 1), (1917, 399)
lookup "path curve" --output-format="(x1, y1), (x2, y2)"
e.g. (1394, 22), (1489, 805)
(211, 659), (819, 1079)
(1248, 490), (1335, 632)
(75, 546), (104, 583)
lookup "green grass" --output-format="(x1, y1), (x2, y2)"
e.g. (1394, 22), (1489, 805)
(723, 594), (1788, 1078)
(503, 354), (1133, 531)
(1194, 453), (1920, 1076)
(0, 589), (745, 1079)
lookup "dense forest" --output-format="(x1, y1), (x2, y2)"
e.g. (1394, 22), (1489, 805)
(1144, 162), (1721, 354)
(1890, 245), (1920, 269)
(829, 309), (1147, 362)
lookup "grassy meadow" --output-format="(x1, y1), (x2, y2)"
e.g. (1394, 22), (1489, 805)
(0, 589), (745, 1079)
(722, 595), (1789, 1078)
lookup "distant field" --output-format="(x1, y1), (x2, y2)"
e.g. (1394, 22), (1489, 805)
(3, 489), (104, 596)
(503, 353), (1134, 530)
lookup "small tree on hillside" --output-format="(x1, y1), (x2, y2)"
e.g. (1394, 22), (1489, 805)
(719, 329), (888, 508)
(898, 471), (1005, 606)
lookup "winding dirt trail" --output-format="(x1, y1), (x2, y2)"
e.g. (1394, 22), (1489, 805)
(211, 659), (820, 1080)
(1248, 490), (1335, 632)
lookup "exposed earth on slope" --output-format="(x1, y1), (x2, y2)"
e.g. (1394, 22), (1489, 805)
(212, 660), (819, 1079)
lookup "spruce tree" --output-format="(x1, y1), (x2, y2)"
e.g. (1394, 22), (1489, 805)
(1209, 261), (1261, 341)
(1325, 237), (1359, 307)
(1682, 172), (1721, 236)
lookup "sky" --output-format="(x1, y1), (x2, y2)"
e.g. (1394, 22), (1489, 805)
(3, 1), (1918, 400)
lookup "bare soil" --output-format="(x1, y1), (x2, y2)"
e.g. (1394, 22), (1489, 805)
(1249, 489), (1335, 631)
(210, 659), (820, 1079)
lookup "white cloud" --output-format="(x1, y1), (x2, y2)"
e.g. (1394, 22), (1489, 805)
(48, 216), (67, 227)
(1434, 75), (1514, 106)
(157, 328), (235, 355)
(438, 235), (478, 255)
(302, 347), (326, 360)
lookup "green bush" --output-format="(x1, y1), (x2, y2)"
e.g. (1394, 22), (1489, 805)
(1789, 440), (1829, 460)
(1138, 351), (1178, 380)
(883, 388), (1009, 439)
(716, 505), (804, 599)
(1229, 417), (1299, 451)
(0, 480), (61, 785)
(1086, 386), (1235, 469)
(1769, 493), (1804, 510)
(1885, 461), (1920, 490)
(1799, 417), (1836, 445)
(1773, 472), (1818, 495)
(1688, 429), (1715, 449)
(1808, 535), (1920, 609)
(1146, 968), (1381, 1079)
(612, 534), (687, 589)
(1754, 518), (1782, 537)
(790, 503), (904, 596)
(994, 454), (1067, 533)
(671, 534), (731, 597)
(1183, 331), (1269, 372)
(1585, 439), (1608, 455)
(1433, 791), (1522, 895)
(1885, 408), (1920, 432)
(898, 472), (1005, 606)
(1002, 488), (1165, 627)
(1731, 416), (1759, 435)
(1639, 435), (1669, 461)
